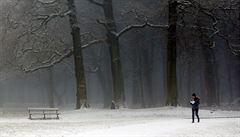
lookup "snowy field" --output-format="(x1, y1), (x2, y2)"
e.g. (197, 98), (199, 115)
(0, 107), (239, 137)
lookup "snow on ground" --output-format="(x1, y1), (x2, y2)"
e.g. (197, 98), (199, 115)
(0, 107), (239, 137)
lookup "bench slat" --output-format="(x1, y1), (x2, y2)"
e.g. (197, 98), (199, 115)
(28, 108), (59, 111)
(43, 113), (60, 115)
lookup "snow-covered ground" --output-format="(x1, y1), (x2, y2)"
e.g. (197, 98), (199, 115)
(0, 107), (239, 137)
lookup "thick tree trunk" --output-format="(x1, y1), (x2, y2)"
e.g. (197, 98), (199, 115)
(103, 0), (125, 108)
(67, 0), (88, 109)
(166, 0), (178, 106)
(48, 67), (55, 108)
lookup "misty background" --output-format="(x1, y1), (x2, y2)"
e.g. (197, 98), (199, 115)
(0, 0), (239, 112)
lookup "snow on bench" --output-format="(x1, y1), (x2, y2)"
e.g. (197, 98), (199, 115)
(28, 108), (60, 120)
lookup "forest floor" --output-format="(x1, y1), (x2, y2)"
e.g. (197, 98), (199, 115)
(0, 107), (239, 137)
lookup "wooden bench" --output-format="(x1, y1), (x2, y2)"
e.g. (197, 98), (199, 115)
(28, 108), (60, 120)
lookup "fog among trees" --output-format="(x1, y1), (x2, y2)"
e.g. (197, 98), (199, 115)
(0, 0), (239, 111)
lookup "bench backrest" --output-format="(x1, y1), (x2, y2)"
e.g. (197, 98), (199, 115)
(28, 108), (59, 111)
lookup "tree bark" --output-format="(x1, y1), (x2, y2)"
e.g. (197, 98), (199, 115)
(166, 0), (178, 106)
(67, 0), (88, 109)
(103, 0), (125, 108)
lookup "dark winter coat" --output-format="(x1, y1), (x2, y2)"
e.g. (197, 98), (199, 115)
(190, 97), (200, 109)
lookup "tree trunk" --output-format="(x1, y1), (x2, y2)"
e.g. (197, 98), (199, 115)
(132, 48), (145, 108)
(202, 48), (219, 106)
(141, 45), (154, 107)
(198, 19), (219, 106)
(132, 60), (140, 107)
(166, 0), (178, 106)
(103, 0), (125, 108)
(48, 67), (55, 108)
(97, 67), (112, 108)
(227, 57), (233, 104)
(0, 83), (3, 107)
(139, 70), (145, 108)
(67, 0), (88, 109)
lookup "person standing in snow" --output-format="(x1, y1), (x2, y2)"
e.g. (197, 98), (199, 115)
(190, 93), (200, 123)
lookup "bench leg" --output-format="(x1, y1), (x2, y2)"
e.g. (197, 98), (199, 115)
(29, 110), (32, 119)
(43, 114), (46, 119)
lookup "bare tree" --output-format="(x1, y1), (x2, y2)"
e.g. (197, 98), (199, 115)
(67, 0), (88, 109)
(88, 0), (168, 108)
(88, 0), (125, 108)
(165, 0), (178, 106)
(4, 0), (90, 109)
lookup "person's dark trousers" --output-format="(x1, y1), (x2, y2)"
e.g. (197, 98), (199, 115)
(192, 108), (200, 123)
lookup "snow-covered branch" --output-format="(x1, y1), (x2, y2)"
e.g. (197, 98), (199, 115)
(113, 22), (168, 37)
(22, 49), (73, 73)
(97, 19), (168, 38)
(36, 10), (71, 25)
(37, 0), (58, 5)
(20, 36), (106, 73)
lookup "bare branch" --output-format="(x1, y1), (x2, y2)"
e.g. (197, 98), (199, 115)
(97, 19), (168, 37)
(36, 10), (71, 25)
(23, 49), (73, 73)
(21, 36), (106, 73)
(114, 22), (168, 37)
